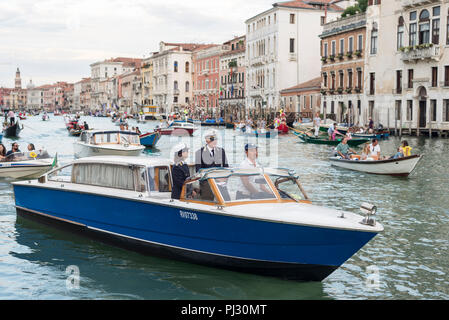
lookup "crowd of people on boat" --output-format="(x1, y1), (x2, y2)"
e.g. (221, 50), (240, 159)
(0, 142), (38, 161)
(335, 137), (412, 162)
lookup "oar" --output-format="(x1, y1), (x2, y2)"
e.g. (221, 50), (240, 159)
(21, 123), (40, 132)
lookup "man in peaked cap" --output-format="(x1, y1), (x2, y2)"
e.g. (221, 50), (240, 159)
(194, 129), (229, 201)
(194, 129), (229, 173)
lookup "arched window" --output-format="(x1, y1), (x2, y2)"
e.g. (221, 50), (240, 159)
(397, 17), (404, 49)
(185, 62), (189, 73)
(174, 61), (178, 72)
(174, 81), (178, 90)
(419, 10), (430, 44)
(185, 81), (189, 92)
(419, 9), (430, 21)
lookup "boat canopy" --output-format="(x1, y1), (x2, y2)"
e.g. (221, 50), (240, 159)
(81, 130), (140, 145)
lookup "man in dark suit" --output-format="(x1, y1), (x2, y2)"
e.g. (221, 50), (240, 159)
(195, 130), (229, 201)
(195, 129), (229, 172)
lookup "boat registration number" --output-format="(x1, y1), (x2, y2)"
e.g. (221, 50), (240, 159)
(179, 210), (198, 221)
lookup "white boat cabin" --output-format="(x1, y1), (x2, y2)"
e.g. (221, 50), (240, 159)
(79, 130), (141, 146)
(40, 156), (310, 207)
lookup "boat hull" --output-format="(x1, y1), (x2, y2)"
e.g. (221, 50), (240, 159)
(139, 132), (161, 148)
(13, 184), (378, 281)
(329, 155), (422, 176)
(73, 143), (144, 158)
(0, 163), (53, 179)
(296, 133), (369, 147)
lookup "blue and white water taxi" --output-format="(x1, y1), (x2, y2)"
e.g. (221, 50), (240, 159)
(12, 156), (383, 281)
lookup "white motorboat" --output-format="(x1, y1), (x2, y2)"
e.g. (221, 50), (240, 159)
(0, 150), (56, 179)
(74, 130), (145, 158)
(329, 155), (422, 177)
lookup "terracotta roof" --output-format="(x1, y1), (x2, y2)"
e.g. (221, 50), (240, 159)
(280, 77), (321, 94)
(274, 0), (343, 11)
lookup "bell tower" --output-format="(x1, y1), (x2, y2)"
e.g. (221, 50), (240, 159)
(15, 67), (22, 89)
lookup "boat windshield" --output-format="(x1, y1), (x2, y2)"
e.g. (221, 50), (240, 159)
(268, 175), (307, 202)
(213, 174), (277, 202)
(2, 150), (51, 162)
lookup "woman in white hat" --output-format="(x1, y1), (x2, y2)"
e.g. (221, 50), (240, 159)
(171, 143), (191, 200)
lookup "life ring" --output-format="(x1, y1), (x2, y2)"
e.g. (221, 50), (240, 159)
(30, 152), (37, 158)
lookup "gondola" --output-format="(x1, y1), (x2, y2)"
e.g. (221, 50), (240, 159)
(3, 122), (22, 138)
(294, 131), (369, 147)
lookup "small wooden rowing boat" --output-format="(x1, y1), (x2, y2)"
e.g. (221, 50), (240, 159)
(329, 155), (422, 177)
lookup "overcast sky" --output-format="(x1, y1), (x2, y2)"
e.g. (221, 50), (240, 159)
(0, 0), (276, 88)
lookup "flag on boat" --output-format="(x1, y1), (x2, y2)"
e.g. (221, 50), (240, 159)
(51, 153), (58, 168)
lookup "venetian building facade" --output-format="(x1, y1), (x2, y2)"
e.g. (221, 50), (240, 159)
(118, 70), (141, 113)
(89, 57), (141, 110)
(27, 81), (46, 110)
(141, 54), (156, 106)
(219, 36), (246, 121)
(245, 0), (343, 119)
(192, 44), (229, 116)
(280, 77), (321, 118)
(365, 0), (449, 135)
(320, 12), (367, 124)
(151, 42), (202, 113)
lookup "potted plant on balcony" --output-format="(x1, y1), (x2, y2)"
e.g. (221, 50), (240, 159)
(354, 50), (362, 57)
(337, 87), (343, 94)
(329, 55), (335, 62)
(329, 88), (335, 94)
(320, 88), (327, 95)
(321, 56), (327, 63)
(346, 87), (352, 94)
(337, 53), (344, 60)
(346, 51), (353, 58)
(354, 86), (361, 93)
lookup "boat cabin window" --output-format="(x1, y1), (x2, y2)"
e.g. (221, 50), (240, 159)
(91, 132), (139, 145)
(71, 163), (145, 191)
(268, 175), (307, 202)
(119, 133), (139, 145)
(147, 166), (171, 192)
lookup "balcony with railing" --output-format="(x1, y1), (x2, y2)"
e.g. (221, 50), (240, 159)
(400, 44), (441, 62)
(401, 0), (441, 9)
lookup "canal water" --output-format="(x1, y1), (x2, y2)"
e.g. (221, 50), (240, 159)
(0, 115), (448, 300)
